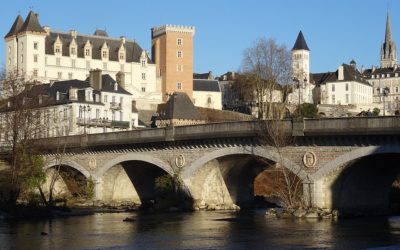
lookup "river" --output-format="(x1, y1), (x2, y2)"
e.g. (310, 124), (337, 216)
(1, 210), (400, 249)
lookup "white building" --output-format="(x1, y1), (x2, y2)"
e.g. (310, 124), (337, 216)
(313, 62), (373, 105)
(0, 70), (138, 139)
(192, 72), (222, 110)
(4, 11), (162, 110)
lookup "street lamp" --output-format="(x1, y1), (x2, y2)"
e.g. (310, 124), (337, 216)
(293, 77), (307, 117)
(382, 87), (390, 116)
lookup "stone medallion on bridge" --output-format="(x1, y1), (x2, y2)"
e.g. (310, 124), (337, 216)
(175, 154), (186, 168)
(303, 151), (317, 168)
(89, 157), (97, 170)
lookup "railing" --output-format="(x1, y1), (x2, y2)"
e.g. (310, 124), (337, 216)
(76, 118), (129, 129)
(111, 120), (130, 128)
(110, 102), (121, 110)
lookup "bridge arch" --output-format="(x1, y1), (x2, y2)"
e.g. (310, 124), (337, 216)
(181, 146), (307, 209)
(182, 146), (307, 181)
(44, 159), (91, 179)
(94, 153), (173, 179)
(311, 145), (400, 181)
(311, 145), (400, 216)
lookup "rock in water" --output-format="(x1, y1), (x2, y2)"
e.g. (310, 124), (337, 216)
(293, 209), (307, 218)
(40, 232), (48, 236)
(123, 217), (135, 222)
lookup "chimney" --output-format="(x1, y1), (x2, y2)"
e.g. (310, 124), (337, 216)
(120, 36), (126, 44)
(43, 26), (50, 35)
(116, 71), (125, 88)
(89, 69), (102, 90)
(372, 66), (376, 72)
(361, 65), (365, 74)
(56, 91), (60, 101)
(338, 65), (344, 80)
(70, 29), (77, 38)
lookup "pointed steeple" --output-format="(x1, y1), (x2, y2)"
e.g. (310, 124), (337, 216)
(19, 11), (46, 34)
(292, 31), (310, 51)
(384, 12), (392, 44)
(4, 15), (24, 38)
(381, 12), (398, 68)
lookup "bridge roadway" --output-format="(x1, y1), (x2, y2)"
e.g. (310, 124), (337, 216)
(25, 116), (400, 214)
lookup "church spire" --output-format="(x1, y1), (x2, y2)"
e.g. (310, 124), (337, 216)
(381, 12), (397, 68)
(385, 12), (392, 44)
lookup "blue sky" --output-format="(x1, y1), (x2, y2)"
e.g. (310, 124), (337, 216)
(1, 0), (399, 76)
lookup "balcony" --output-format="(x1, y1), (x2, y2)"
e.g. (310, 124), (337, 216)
(77, 118), (129, 129)
(110, 102), (121, 110)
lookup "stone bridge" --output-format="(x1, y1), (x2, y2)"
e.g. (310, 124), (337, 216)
(30, 116), (400, 214)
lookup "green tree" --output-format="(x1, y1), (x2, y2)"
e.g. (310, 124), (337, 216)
(373, 107), (380, 116)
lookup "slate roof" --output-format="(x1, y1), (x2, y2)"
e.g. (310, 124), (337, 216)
(193, 72), (213, 80)
(5, 12), (151, 63)
(4, 15), (24, 38)
(158, 92), (203, 120)
(45, 31), (151, 63)
(18, 11), (46, 34)
(311, 64), (370, 86)
(362, 66), (400, 78)
(193, 79), (221, 92)
(86, 74), (132, 95)
(292, 31), (310, 51)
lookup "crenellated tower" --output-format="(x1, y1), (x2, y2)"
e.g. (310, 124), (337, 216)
(151, 25), (195, 101)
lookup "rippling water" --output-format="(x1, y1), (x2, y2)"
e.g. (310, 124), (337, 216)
(1, 210), (400, 249)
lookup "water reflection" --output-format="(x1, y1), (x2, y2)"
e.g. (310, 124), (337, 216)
(1, 211), (400, 249)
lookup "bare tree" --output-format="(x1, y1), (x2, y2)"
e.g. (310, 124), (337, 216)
(239, 38), (292, 119)
(258, 120), (304, 209)
(0, 71), (46, 207)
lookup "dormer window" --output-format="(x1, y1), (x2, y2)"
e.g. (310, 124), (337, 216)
(141, 59), (146, 67)
(119, 52), (125, 60)
(70, 47), (76, 55)
(55, 46), (61, 53)
(101, 42), (109, 60)
(114, 83), (118, 91)
(85, 49), (90, 56)
(102, 51), (108, 59)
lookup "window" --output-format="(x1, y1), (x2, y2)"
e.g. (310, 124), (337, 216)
(33, 69), (38, 77)
(71, 59), (76, 68)
(79, 106), (83, 118)
(104, 95), (108, 103)
(346, 94), (349, 103)
(112, 110), (116, 121)
(177, 82), (182, 90)
(142, 73), (146, 80)
(119, 53), (124, 60)
(177, 38), (182, 46)
(377, 88), (381, 94)
(120, 97), (123, 105)
(56, 58), (60, 66)
(177, 64), (183, 72)
(103, 62), (107, 70)
(33, 54), (38, 63)
(102, 50), (108, 59)
(207, 96), (212, 104)
(177, 51), (182, 58)
(141, 59), (146, 67)
(34, 42), (38, 50)
(332, 94), (335, 104)
(71, 47), (76, 55)
(96, 109), (100, 119)
(55, 46), (61, 53)
(85, 48), (90, 56)
(141, 87), (146, 92)
(345, 83), (349, 91)
(57, 72), (62, 79)
(396, 87), (399, 93)
(332, 84), (335, 92)
(112, 96), (116, 103)
(68, 72), (73, 80)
